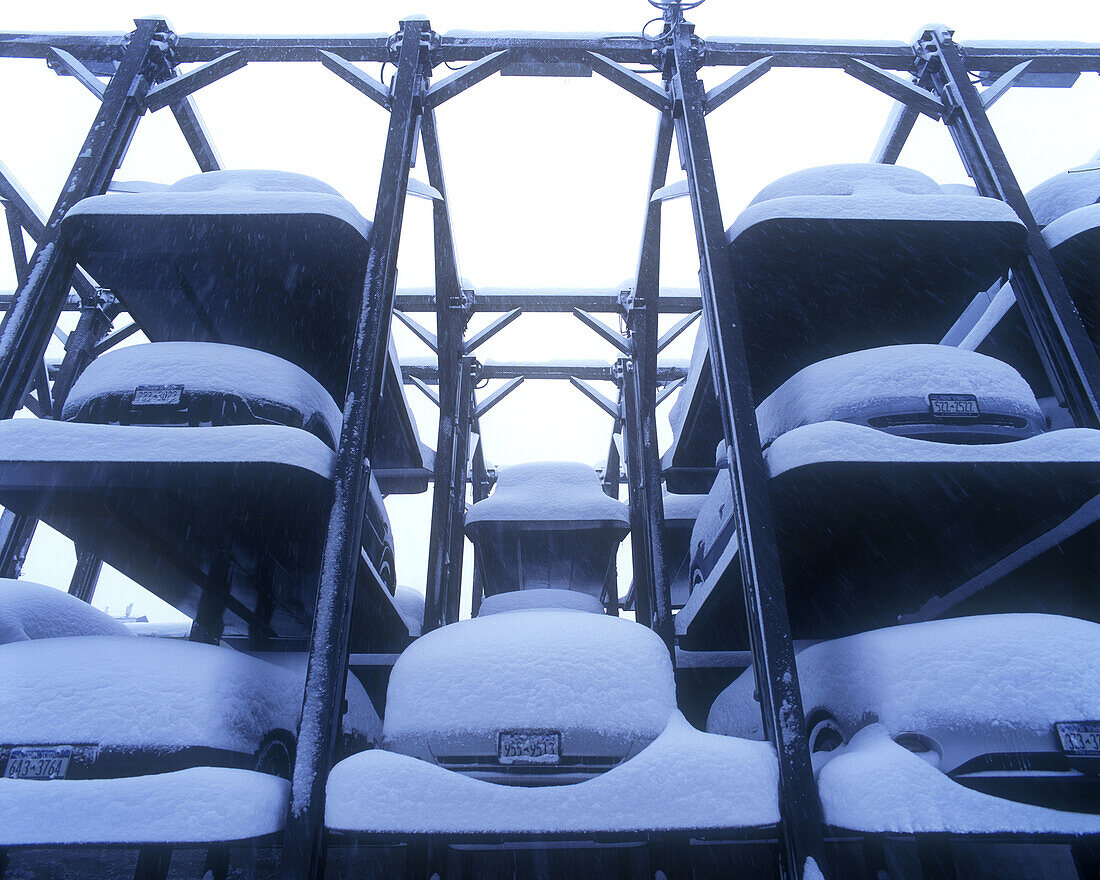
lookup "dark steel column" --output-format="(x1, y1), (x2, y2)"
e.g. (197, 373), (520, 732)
(51, 289), (118, 415)
(619, 357), (654, 629)
(918, 26), (1100, 428)
(0, 18), (168, 418)
(670, 20), (828, 880)
(421, 108), (472, 632)
(626, 109), (676, 652)
(443, 357), (476, 623)
(68, 548), (104, 603)
(0, 510), (36, 579)
(281, 18), (429, 880)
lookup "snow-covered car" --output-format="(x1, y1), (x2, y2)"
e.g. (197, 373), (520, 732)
(0, 578), (133, 645)
(688, 343), (1048, 594)
(464, 461), (630, 611)
(381, 592), (674, 785)
(707, 613), (1100, 816)
(0, 612), (380, 782)
(61, 340), (396, 594)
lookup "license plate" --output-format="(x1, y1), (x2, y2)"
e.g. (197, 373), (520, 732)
(928, 393), (980, 419)
(1056, 721), (1100, 757)
(498, 730), (561, 765)
(132, 384), (183, 406)
(4, 746), (72, 780)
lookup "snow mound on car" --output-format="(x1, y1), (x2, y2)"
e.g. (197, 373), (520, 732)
(328, 712), (778, 834)
(64, 341), (343, 444)
(384, 611), (675, 746)
(0, 636), (377, 752)
(466, 461), (629, 526)
(755, 344), (1044, 447)
(708, 614), (1100, 740)
(478, 589), (606, 616)
(818, 723), (1100, 834)
(0, 579), (132, 644)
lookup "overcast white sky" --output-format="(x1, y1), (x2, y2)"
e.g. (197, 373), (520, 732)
(1, 0), (1098, 622)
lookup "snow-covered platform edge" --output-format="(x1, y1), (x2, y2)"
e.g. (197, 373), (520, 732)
(764, 422), (1100, 478)
(0, 768), (289, 846)
(819, 725), (1100, 836)
(326, 713), (779, 836)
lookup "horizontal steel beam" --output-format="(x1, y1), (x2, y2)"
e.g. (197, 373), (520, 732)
(394, 287), (702, 313)
(403, 360), (688, 382)
(3, 32), (1099, 75)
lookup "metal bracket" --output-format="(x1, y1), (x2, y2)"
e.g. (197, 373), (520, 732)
(319, 50), (391, 109)
(573, 307), (630, 354)
(655, 376), (685, 406)
(979, 59), (1032, 109)
(407, 374), (440, 407)
(587, 53), (671, 112)
(657, 309), (700, 353)
(144, 51), (247, 112)
(704, 56), (773, 115)
(424, 50), (510, 108)
(393, 309), (438, 352)
(475, 375), (523, 418)
(47, 47), (107, 100)
(842, 56), (944, 119)
(568, 375), (620, 419)
(463, 307), (522, 355)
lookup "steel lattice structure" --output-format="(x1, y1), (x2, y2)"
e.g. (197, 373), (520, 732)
(0, 6), (1098, 880)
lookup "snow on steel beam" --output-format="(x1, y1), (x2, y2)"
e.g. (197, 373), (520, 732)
(395, 287), (702, 313)
(437, 32), (657, 66)
(144, 51), (247, 111)
(172, 34), (391, 64)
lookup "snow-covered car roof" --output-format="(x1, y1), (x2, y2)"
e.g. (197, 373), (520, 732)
(754, 344), (1046, 448)
(708, 613), (1100, 743)
(477, 588), (606, 616)
(383, 611), (676, 750)
(63, 341), (343, 445)
(1026, 161), (1100, 227)
(465, 461), (630, 528)
(0, 579), (133, 644)
(0, 636), (379, 753)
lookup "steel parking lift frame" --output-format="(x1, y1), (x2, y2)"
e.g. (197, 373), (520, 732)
(0, 5), (1098, 880)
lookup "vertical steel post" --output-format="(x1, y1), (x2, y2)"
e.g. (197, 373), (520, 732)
(626, 109), (676, 652)
(281, 18), (430, 880)
(51, 289), (118, 416)
(918, 26), (1100, 429)
(443, 357), (476, 623)
(619, 357), (654, 629)
(68, 548), (104, 603)
(669, 20), (828, 880)
(421, 109), (471, 632)
(0, 18), (168, 419)
(0, 510), (36, 579)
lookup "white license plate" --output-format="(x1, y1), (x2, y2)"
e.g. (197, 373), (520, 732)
(4, 746), (72, 780)
(1056, 721), (1100, 757)
(498, 730), (561, 765)
(928, 393), (980, 418)
(132, 384), (183, 406)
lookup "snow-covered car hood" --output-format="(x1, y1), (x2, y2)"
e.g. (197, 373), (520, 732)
(0, 579), (133, 645)
(755, 344), (1046, 448)
(63, 341), (343, 445)
(708, 614), (1100, 771)
(383, 610), (676, 762)
(0, 636), (379, 753)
